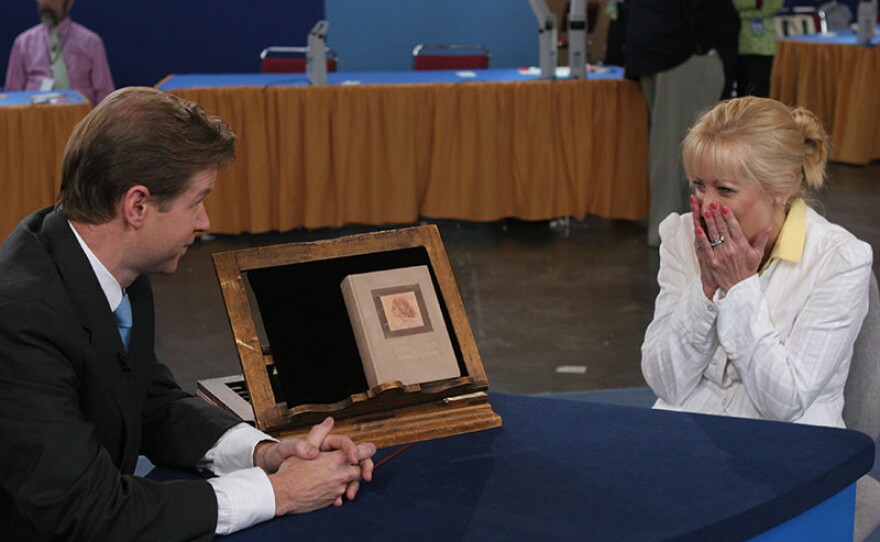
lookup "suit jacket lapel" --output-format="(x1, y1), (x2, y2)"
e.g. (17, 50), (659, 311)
(40, 212), (113, 336)
(39, 211), (140, 448)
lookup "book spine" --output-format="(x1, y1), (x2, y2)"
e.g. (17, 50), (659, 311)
(341, 277), (380, 388)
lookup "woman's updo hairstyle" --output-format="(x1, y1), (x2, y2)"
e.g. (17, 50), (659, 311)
(682, 97), (830, 202)
(791, 106), (831, 192)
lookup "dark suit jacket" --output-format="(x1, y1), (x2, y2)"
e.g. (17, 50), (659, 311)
(0, 208), (241, 541)
(624, 0), (740, 96)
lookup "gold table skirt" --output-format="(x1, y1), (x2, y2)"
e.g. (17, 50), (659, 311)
(771, 39), (880, 165)
(168, 78), (649, 235)
(1, 103), (92, 241)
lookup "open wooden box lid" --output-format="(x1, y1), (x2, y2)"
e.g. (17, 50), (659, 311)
(200, 225), (502, 448)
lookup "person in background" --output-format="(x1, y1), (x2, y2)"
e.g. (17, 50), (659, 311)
(604, 0), (628, 67)
(734, 0), (784, 97)
(0, 87), (376, 541)
(4, 0), (114, 104)
(624, 0), (740, 248)
(641, 97), (872, 428)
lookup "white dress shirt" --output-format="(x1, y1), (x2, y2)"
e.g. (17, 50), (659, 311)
(641, 203), (873, 427)
(69, 222), (277, 534)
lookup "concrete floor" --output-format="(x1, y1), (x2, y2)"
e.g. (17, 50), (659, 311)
(152, 162), (880, 397)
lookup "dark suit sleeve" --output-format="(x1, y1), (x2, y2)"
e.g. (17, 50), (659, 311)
(686, 0), (740, 93)
(140, 360), (243, 469)
(131, 274), (242, 470)
(0, 299), (220, 541)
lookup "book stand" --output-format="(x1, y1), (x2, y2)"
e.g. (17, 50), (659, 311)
(199, 225), (502, 448)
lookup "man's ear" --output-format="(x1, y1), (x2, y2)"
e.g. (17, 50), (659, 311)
(120, 185), (151, 228)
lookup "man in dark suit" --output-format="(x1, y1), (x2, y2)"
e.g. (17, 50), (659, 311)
(0, 87), (376, 540)
(625, 0), (740, 247)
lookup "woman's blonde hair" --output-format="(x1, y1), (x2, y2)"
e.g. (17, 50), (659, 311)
(682, 97), (830, 201)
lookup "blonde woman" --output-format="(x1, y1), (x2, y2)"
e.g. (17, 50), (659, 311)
(641, 97), (873, 428)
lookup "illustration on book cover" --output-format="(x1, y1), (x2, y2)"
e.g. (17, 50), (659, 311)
(373, 284), (433, 338)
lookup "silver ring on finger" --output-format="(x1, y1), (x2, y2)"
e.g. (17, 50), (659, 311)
(709, 235), (725, 248)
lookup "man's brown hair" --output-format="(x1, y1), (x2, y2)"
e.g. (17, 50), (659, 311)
(57, 87), (236, 223)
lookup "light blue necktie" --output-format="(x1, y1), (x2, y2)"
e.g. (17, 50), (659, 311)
(114, 291), (132, 351)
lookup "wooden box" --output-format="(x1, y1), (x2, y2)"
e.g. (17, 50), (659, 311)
(198, 225), (502, 448)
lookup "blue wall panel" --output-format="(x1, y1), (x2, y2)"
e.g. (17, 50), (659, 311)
(3, 1), (866, 88)
(325, 0), (538, 71)
(2, 1), (540, 89)
(1, 1), (324, 89)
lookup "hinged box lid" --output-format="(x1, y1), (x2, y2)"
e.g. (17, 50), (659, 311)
(202, 225), (502, 448)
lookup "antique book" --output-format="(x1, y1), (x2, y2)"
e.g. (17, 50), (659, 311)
(341, 265), (461, 388)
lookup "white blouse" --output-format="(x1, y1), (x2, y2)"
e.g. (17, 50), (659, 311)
(641, 204), (873, 427)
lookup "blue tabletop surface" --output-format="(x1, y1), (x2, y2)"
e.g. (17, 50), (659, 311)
(156, 66), (625, 91)
(0, 89), (88, 107)
(783, 25), (880, 45)
(148, 393), (873, 541)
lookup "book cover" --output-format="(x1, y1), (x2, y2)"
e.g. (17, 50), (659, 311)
(340, 265), (461, 388)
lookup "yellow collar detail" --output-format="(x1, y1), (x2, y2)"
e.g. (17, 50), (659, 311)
(761, 199), (806, 273)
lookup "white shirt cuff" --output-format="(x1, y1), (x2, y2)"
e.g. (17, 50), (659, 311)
(201, 422), (277, 476)
(207, 467), (276, 535)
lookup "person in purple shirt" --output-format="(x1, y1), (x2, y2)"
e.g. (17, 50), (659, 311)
(4, 0), (114, 105)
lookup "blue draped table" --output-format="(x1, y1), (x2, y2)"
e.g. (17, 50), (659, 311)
(156, 66), (627, 90)
(154, 67), (649, 235)
(771, 26), (880, 165)
(0, 88), (88, 107)
(148, 394), (873, 541)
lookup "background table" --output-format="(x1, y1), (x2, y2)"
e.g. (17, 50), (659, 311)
(157, 68), (649, 235)
(0, 90), (91, 241)
(149, 394), (873, 541)
(771, 27), (880, 165)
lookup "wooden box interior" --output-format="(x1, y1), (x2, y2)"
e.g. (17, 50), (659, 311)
(199, 225), (502, 448)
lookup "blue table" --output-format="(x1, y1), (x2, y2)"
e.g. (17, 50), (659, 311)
(154, 67), (649, 236)
(156, 66), (625, 91)
(0, 88), (87, 107)
(149, 394), (873, 541)
(783, 26), (880, 45)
